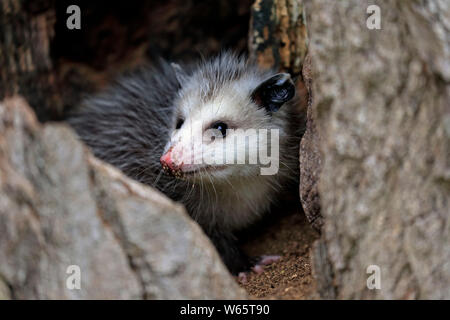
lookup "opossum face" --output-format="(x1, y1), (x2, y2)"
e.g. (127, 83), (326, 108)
(160, 68), (295, 183)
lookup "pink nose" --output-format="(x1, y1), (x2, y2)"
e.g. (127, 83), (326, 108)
(160, 150), (176, 170)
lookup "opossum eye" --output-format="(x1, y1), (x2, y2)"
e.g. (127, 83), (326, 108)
(251, 73), (295, 113)
(176, 118), (184, 129)
(211, 122), (228, 137)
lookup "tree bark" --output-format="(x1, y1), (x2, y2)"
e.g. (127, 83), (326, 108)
(306, 0), (450, 299)
(299, 53), (324, 231)
(249, 0), (307, 74)
(0, 0), (63, 121)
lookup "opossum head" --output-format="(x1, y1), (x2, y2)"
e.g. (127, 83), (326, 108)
(160, 53), (295, 183)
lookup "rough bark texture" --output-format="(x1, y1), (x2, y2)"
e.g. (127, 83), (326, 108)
(0, 0), (63, 121)
(299, 54), (323, 230)
(306, 0), (450, 299)
(0, 97), (246, 299)
(249, 0), (307, 74)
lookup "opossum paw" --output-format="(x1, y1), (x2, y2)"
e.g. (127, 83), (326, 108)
(237, 255), (281, 284)
(251, 255), (281, 274)
(238, 272), (249, 284)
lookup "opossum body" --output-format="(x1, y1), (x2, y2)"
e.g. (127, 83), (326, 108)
(69, 52), (303, 274)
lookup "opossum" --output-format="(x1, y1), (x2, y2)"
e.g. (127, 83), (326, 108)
(68, 52), (303, 275)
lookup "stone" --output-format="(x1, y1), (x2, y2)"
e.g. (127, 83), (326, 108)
(0, 96), (246, 299)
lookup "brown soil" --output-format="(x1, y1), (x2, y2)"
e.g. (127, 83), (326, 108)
(239, 210), (320, 299)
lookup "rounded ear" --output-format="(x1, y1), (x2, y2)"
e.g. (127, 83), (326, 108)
(171, 63), (188, 85)
(251, 73), (295, 113)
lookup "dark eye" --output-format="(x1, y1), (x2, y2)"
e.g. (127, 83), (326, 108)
(211, 122), (228, 137)
(176, 118), (184, 129)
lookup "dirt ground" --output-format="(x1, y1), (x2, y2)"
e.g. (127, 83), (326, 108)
(239, 208), (320, 299)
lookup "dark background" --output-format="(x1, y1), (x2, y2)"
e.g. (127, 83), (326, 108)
(1, 0), (253, 121)
(53, 0), (252, 119)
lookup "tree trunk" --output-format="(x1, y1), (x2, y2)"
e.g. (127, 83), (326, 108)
(249, 0), (307, 74)
(306, 0), (450, 299)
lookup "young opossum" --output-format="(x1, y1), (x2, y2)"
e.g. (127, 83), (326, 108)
(68, 52), (303, 275)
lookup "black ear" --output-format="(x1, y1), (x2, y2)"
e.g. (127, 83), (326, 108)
(251, 73), (295, 113)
